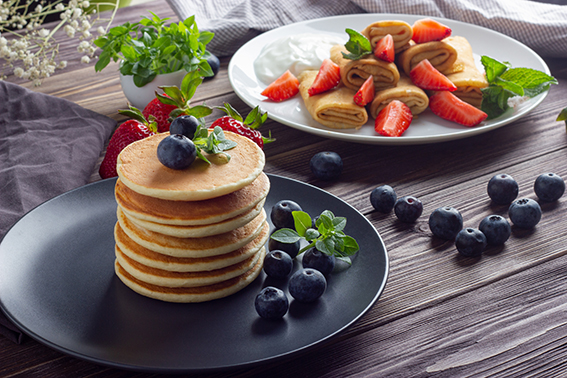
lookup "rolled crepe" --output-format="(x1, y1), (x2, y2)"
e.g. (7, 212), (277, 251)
(397, 39), (462, 76)
(442, 36), (488, 108)
(361, 20), (413, 53)
(330, 44), (400, 91)
(298, 70), (368, 129)
(369, 75), (429, 118)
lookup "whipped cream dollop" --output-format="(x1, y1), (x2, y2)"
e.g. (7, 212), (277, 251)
(254, 33), (346, 84)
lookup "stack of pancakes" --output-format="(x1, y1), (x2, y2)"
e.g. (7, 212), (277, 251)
(112, 131), (270, 303)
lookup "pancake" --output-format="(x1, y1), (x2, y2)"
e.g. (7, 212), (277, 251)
(116, 131), (265, 201)
(117, 206), (268, 258)
(116, 244), (265, 287)
(121, 199), (266, 238)
(114, 247), (265, 303)
(115, 172), (270, 226)
(114, 220), (270, 272)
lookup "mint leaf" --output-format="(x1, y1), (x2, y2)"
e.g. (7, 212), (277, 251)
(270, 228), (301, 244)
(342, 28), (372, 60)
(191, 126), (237, 164)
(557, 107), (567, 122)
(481, 55), (510, 83)
(500, 67), (558, 94)
(292, 211), (312, 237)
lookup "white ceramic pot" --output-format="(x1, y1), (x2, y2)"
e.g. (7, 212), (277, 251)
(119, 69), (187, 110)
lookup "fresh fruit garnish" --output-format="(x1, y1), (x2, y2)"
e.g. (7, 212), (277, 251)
(261, 70), (300, 102)
(374, 34), (395, 63)
(487, 173), (519, 205)
(370, 185), (397, 213)
(169, 115), (200, 139)
(302, 248), (335, 276)
(271, 200), (303, 229)
(255, 286), (289, 319)
(142, 95), (178, 133)
(99, 106), (157, 179)
(409, 59), (457, 91)
(374, 100), (413, 137)
(455, 228), (487, 257)
(263, 250), (293, 279)
(353, 75), (375, 107)
(534, 173), (565, 202)
(157, 134), (197, 170)
(394, 196), (423, 223)
(429, 91), (488, 127)
(411, 18), (452, 43)
(479, 215), (511, 246)
(288, 268), (327, 303)
(308, 59), (341, 96)
(210, 103), (273, 149)
(309, 151), (343, 181)
(428, 206), (463, 240)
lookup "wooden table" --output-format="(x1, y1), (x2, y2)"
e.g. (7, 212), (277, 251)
(2, 1), (567, 376)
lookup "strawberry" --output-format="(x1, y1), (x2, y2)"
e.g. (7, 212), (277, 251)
(412, 18), (452, 44)
(210, 103), (274, 149)
(374, 100), (413, 137)
(142, 95), (178, 132)
(99, 106), (157, 179)
(354, 75), (375, 107)
(409, 59), (457, 91)
(374, 34), (395, 63)
(261, 70), (300, 102)
(308, 58), (341, 96)
(429, 91), (488, 127)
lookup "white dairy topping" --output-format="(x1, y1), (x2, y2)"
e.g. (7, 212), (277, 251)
(254, 33), (346, 84)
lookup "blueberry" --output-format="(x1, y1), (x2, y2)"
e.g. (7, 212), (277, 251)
(534, 172), (565, 202)
(302, 248), (335, 276)
(428, 206), (463, 240)
(169, 115), (200, 139)
(487, 174), (519, 205)
(268, 236), (300, 259)
(263, 250), (293, 279)
(288, 268), (327, 302)
(479, 215), (511, 246)
(157, 134), (196, 170)
(455, 228), (487, 257)
(255, 286), (289, 319)
(310, 151), (343, 181)
(370, 185), (397, 213)
(206, 53), (220, 77)
(394, 196), (423, 223)
(270, 200), (302, 229)
(508, 198), (542, 229)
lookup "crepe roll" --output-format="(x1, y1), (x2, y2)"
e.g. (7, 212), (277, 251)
(397, 40), (461, 77)
(298, 70), (368, 129)
(369, 75), (429, 118)
(442, 36), (488, 108)
(330, 44), (400, 91)
(361, 20), (413, 53)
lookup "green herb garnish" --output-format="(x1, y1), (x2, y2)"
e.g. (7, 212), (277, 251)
(557, 107), (567, 131)
(270, 210), (360, 265)
(342, 28), (372, 60)
(480, 56), (558, 120)
(192, 125), (237, 164)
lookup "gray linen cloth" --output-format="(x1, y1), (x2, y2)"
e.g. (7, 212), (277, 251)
(0, 81), (116, 343)
(166, 0), (567, 59)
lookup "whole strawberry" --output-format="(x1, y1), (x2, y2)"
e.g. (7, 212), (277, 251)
(99, 106), (157, 179)
(210, 104), (274, 149)
(142, 96), (178, 133)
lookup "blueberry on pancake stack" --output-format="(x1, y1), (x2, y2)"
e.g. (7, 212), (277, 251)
(113, 131), (269, 303)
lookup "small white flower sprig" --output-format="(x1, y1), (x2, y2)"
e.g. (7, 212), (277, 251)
(0, 0), (118, 86)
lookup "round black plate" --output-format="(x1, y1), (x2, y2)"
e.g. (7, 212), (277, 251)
(0, 174), (388, 373)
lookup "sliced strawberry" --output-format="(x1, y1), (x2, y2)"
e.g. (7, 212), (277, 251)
(261, 70), (300, 102)
(410, 59), (457, 91)
(308, 58), (341, 96)
(374, 100), (413, 137)
(354, 75), (375, 107)
(429, 91), (488, 127)
(412, 18), (452, 44)
(374, 34), (395, 63)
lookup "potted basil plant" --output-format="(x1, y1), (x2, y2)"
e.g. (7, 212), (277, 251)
(94, 12), (214, 109)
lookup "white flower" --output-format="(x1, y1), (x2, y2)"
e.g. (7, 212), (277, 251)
(34, 4), (43, 13)
(13, 67), (23, 77)
(81, 55), (90, 64)
(97, 26), (105, 35)
(81, 1), (90, 8)
(58, 61), (67, 69)
(56, 4), (65, 11)
(38, 29), (49, 38)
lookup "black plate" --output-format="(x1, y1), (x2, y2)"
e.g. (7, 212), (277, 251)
(0, 174), (388, 373)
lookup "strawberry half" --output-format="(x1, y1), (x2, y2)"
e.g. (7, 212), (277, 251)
(374, 34), (395, 63)
(210, 103), (274, 149)
(409, 59), (457, 91)
(412, 18), (452, 44)
(261, 70), (300, 102)
(142, 95), (178, 133)
(374, 100), (413, 137)
(308, 58), (341, 96)
(429, 91), (488, 127)
(99, 106), (157, 179)
(354, 75), (375, 107)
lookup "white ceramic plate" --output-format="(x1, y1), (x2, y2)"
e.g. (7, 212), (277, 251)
(228, 14), (551, 145)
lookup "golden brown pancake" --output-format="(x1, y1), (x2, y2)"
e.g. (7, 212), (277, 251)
(116, 132), (265, 201)
(114, 221), (270, 272)
(115, 172), (270, 226)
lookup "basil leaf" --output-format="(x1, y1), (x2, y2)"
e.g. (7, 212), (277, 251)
(292, 211), (312, 237)
(271, 228), (301, 244)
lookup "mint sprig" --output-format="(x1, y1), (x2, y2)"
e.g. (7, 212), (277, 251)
(342, 28), (372, 60)
(270, 210), (360, 265)
(480, 56), (558, 120)
(191, 125), (237, 164)
(557, 107), (567, 131)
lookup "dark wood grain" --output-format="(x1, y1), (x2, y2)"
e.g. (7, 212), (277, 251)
(2, 1), (567, 377)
